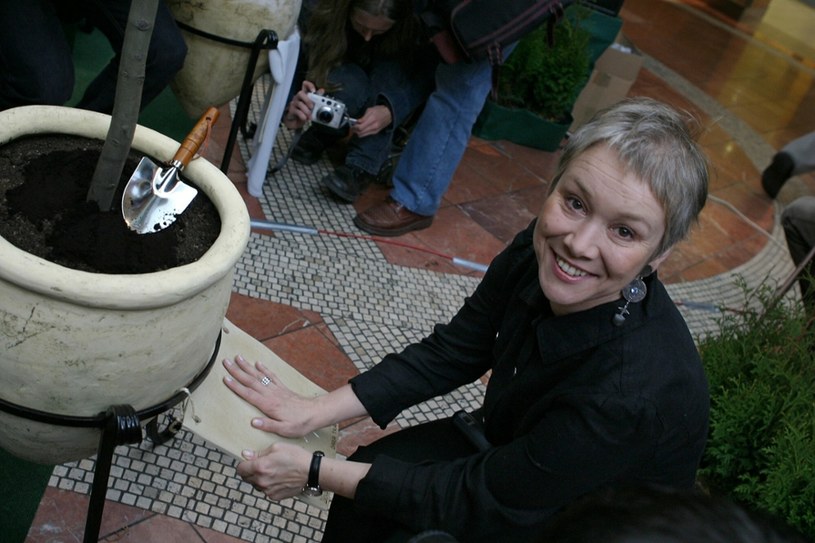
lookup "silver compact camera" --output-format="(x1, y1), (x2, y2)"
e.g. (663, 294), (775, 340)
(308, 92), (356, 129)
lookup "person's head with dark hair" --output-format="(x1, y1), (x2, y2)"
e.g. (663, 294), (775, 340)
(305, 0), (420, 89)
(538, 485), (810, 543)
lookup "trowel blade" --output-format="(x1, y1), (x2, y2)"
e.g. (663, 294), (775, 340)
(121, 157), (198, 234)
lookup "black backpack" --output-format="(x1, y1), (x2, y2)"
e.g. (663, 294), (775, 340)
(420, 0), (573, 97)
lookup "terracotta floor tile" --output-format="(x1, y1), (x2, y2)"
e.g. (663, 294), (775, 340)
(261, 325), (359, 392)
(226, 292), (321, 343)
(695, 119), (733, 147)
(702, 139), (762, 192)
(372, 235), (466, 275)
(352, 197), (506, 276)
(712, 233), (774, 274)
(710, 77), (777, 108)
(675, 256), (734, 283)
(444, 144), (545, 206)
(444, 157), (533, 207)
(628, 71), (706, 121)
(764, 125), (814, 152)
(660, 246), (706, 284)
(26, 487), (155, 543)
(193, 524), (246, 543)
(729, 101), (804, 136)
(710, 183), (775, 233)
(460, 185), (547, 244)
(25, 487), (87, 543)
(98, 512), (204, 542)
(674, 215), (741, 262)
(488, 138), (562, 182)
(407, 205), (508, 272)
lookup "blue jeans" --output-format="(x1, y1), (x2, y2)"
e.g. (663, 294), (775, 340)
(389, 57), (496, 216)
(0, 0), (186, 113)
(391, 52), (514, 216)
(322, 60), (435, 176)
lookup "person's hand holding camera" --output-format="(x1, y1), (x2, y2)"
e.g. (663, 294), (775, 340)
(352, 105), (392, 138)
(284, 80), (321, 129)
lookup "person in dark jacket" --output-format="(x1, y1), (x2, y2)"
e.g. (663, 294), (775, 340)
(222, 97), (711, 542)
(0, 0), (186, 114)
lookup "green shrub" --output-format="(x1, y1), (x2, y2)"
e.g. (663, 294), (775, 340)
(698, 280), (815, 539)
(496, 6), (591, 122)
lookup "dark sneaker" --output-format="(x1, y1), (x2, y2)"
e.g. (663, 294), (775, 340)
(291, 128), (329, 165)
(761, 152), (794, 198)
(321, 165), (373, 203)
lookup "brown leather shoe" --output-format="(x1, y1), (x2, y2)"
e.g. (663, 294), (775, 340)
(354, 197), (433, 236)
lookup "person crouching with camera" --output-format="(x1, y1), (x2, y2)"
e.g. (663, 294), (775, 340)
(283, 0), (437, 204)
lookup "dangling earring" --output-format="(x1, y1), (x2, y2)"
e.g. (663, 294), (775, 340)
(612, 275), (648, 326)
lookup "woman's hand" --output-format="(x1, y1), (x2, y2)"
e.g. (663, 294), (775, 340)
(283, 80), (320, 129)
(351, 105), (393, 138)
(239, 444), (373, 501)
(237, 442), (312, 500)
(222, 355), (318, 438)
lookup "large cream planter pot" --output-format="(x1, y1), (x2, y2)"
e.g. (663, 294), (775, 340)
(0, 106), (250, 465)
(168, 0), (301, 117)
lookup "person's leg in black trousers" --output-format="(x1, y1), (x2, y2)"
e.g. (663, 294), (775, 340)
(0, 0), (75, 110)
(75, 0), (187, 113)
(321, 417), (476, 543)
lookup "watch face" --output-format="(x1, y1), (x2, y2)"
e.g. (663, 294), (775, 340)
(302, 486), (323, 497)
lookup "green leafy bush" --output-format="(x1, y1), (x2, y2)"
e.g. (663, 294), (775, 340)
(496, 7), (591, 122)
(698, 280), (815, 539)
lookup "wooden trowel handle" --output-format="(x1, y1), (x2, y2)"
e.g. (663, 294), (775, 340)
(172, 106), (220, 167)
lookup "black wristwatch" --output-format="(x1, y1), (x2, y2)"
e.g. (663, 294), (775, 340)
(302, 451), (325, 497)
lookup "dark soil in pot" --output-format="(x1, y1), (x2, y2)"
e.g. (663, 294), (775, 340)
(0, 134), (221, 274)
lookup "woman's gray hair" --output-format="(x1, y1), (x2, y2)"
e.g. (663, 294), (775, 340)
(550, 97), (709, 257)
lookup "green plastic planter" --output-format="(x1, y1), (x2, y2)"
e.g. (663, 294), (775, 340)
(472, 100), (571, 151)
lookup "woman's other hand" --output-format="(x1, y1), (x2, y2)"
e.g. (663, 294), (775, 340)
(238, 444), (372, 501)
(237, 442), (312, 500)
(351, 105), (392, 138)
(222, 355), (318, 438)
(283, 80), (320, 129)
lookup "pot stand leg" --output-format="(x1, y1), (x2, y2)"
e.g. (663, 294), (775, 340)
(222, 29), (279, 172)
(0, 332), (221, 540)
(84, 405), (142, 543)
(172, 21), (279, 174)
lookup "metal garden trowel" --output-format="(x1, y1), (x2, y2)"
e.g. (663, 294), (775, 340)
(122, 106), (220, 234)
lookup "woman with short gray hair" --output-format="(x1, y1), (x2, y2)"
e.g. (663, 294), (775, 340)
(224, 97), (712, 542)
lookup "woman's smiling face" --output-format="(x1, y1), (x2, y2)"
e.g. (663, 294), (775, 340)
(533, 144), (669, 315)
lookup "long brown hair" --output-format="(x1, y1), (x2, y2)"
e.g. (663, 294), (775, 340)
(305, 0), (421, 89)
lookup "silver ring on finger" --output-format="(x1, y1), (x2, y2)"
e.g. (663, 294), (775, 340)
(260, 376), (271, 386)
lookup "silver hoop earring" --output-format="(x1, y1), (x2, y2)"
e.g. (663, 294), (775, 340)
(612, 276), (647, 326)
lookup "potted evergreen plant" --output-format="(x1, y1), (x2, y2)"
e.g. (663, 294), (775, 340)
(473, 3), (620, 150)
(697, 281), (815, 540)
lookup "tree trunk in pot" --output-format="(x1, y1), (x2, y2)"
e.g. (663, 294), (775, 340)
(0, 105), (250, 464)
